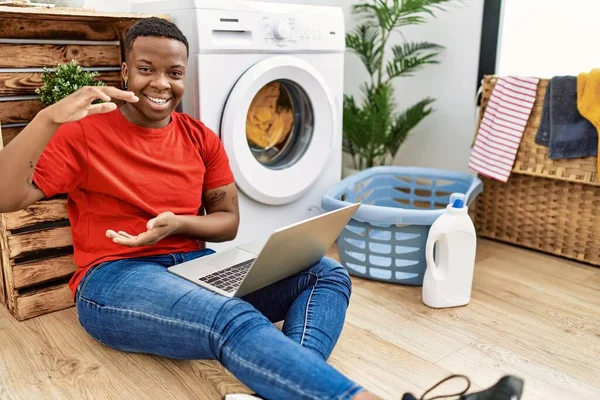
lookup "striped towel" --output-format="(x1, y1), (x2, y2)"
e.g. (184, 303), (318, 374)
(469, 76), (540, 182)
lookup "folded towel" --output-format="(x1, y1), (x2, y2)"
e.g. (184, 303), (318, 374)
(577, 68), (600, 177)
(469, 76), (539, 182)
(535, 84), (552, 146)
(534, 76), (597, 159)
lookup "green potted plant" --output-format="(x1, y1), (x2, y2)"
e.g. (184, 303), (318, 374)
(36, 60), (105, 106)
(343, 0), (457, 173)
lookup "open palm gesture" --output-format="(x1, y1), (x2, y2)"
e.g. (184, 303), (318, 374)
(45, 86), (139, 124)
(106, 212), (180, 247)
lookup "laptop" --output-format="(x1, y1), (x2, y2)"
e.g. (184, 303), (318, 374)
(168, 202), (360, 297)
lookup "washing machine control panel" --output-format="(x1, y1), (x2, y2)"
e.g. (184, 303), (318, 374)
(261, 14), (340, 49)
(272, 21), (291, 40)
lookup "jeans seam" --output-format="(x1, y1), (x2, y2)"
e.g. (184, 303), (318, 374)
(77, 262), (106, 298)
(223, 347), (322, 400)
(336, 384), (362, 400)
(77, 296), (218, 337)
(300, 272), (319, 347)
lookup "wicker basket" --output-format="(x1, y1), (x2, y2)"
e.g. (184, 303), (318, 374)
(473, 75), (600, 265)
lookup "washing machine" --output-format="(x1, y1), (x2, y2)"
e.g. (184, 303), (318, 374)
(133, 0), (345, 251)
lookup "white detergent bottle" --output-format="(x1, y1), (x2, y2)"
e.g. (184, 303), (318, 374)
(422, 193), (476, 308)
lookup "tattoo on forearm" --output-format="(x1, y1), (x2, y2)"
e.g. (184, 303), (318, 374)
(26, 161), (40, 190)
(208, 190), (226, 206)
(26, 161), (34, 187)
(232, 195), (239, 208)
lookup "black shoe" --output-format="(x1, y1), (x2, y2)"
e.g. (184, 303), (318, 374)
(402, 374), (524, 400)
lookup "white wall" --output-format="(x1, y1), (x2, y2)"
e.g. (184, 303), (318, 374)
(83, 0), (484, 173)
(496, 0), (600, 78)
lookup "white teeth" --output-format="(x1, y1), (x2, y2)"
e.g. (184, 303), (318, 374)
(146, 95), (169, 105)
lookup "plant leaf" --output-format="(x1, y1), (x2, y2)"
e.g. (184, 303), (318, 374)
(345, 24), (382, 76)
(385, 41), (443, 81)
(353, 2), (392, 31)
(35, 60), (105, 106)
(343, 83), (399, 168)
(352, 0), (460, 30)
(386, 97), (436, 159)
(342, 94), (366, 156)
(362, 83), (395, 161)
(392, 0), (459, 27)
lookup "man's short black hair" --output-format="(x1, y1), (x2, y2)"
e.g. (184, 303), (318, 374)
(124, 17), (189, 59)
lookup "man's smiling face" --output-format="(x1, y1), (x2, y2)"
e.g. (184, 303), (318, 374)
(121, 36), (187, 128)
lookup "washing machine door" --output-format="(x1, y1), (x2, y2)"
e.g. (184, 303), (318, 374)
(221, 55), (336, 205)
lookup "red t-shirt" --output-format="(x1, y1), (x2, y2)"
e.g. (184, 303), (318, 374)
(33, 109), (235, 297)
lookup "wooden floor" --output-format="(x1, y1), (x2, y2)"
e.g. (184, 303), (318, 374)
(0, 239), (599, 400)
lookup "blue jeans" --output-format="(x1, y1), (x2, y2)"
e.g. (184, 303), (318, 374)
(75, 249), (363, 400)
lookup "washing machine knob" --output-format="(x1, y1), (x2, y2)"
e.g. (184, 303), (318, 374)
(273, 21), (290, 40)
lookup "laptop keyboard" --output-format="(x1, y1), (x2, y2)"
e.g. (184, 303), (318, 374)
(198, 258), (256, 293)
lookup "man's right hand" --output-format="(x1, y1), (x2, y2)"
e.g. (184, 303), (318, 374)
(42, 86), (139, 125)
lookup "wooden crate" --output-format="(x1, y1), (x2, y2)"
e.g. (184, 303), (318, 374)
(0, 183), (76, 320)
(0, 6), (168, 320)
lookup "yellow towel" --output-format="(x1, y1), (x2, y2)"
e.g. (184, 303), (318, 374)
(577, 69), (600, 177)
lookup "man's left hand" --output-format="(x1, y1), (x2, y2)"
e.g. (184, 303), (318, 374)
(106, 211), (180, 247)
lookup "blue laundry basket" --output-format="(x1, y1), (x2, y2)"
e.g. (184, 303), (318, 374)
(321, 166), (483, 285)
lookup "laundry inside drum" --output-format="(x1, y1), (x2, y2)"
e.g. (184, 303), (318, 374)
(245, 80), (314, 169)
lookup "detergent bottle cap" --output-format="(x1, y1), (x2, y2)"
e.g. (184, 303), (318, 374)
(452, 198), (464, 208)
(447, 193), (467, 212)
(449, 193), (465, 207)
